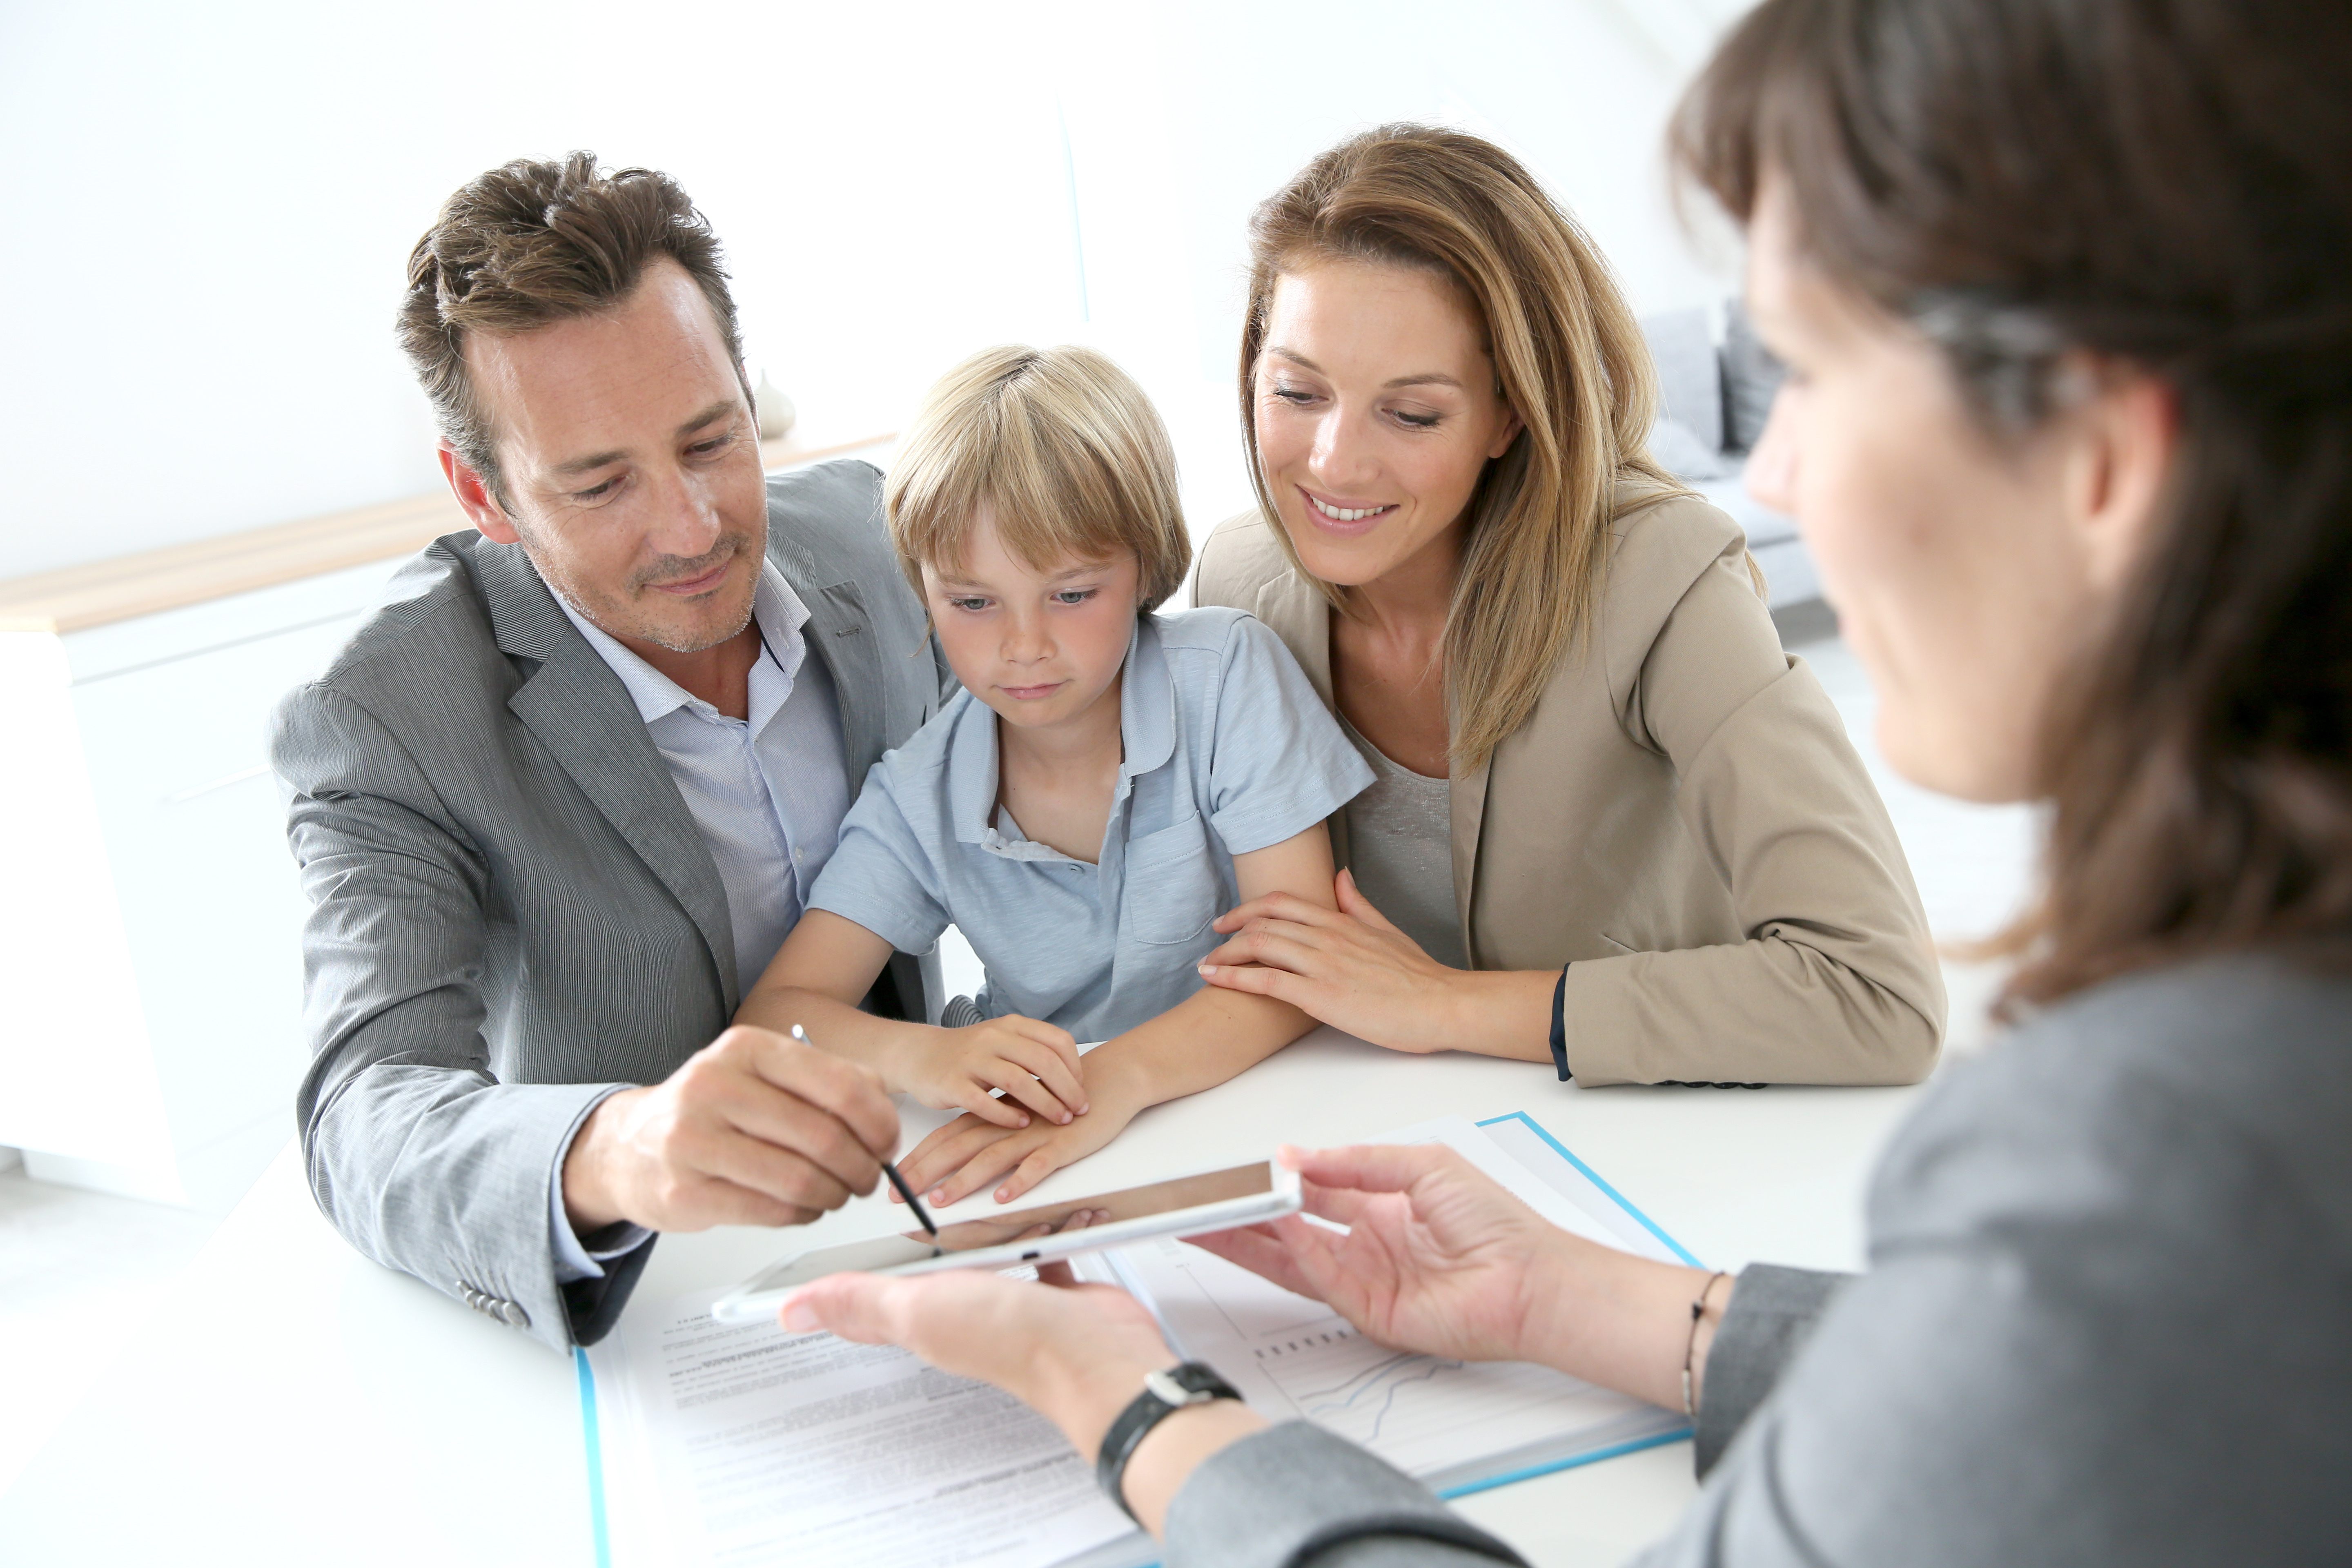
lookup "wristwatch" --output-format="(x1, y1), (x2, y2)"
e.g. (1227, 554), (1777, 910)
(1094, 1361), (1243, 1520)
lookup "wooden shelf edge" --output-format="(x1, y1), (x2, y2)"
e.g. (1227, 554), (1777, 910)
(0, 432), (894, 636)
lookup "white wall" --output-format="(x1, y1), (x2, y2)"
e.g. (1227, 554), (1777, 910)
(0, 0), (1747, 583)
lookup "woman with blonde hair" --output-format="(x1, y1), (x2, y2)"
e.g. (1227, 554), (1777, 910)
(1192, 123), (1940, 1085)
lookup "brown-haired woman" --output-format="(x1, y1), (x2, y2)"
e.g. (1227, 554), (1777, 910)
(1189, 123), (1945, 1087)
(775, 0), (2352, 1561)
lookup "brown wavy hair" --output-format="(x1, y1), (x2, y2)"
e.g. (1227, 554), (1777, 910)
(1673, 0), (2352, 1004)
(1240, 125), (1683, 771)
(397, 152), (746, 507)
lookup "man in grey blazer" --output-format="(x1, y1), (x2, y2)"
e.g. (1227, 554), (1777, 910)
(270, 154), (941, 1352)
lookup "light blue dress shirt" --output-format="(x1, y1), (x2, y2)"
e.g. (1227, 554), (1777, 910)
(548, 560), (851, 1281)
(808, 607), (1373, 1045)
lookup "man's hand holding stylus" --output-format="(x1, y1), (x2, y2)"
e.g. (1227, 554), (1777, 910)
(563, 1024), (899, 1233)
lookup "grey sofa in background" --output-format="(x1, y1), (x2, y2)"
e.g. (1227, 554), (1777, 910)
(1641, 302), (1824, 617)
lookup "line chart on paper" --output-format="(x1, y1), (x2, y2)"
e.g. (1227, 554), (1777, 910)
(1114, 1234), (1652, 1475)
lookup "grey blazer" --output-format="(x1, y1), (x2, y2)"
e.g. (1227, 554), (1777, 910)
(1160, 954), (2352, 1566)
(270, 460), (944, 1354)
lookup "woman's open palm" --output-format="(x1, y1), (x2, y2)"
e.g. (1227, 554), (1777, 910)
(1190, 1143), (1563, 1364)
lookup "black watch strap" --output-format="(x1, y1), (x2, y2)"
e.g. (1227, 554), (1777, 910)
(1095, 1361), (1243, 1520)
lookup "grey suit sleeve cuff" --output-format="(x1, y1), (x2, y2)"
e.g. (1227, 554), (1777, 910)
(1165, 1421), (1526, 1568)
(1695, 1264), (1850, 1476)
(549, 1087), (653, 1285)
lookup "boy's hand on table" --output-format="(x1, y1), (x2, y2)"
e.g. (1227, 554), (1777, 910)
(893, 1015), (1088, 1129)
(893, 1077), (1147, 1206)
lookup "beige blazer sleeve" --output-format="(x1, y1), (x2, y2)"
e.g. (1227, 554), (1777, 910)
(1194, 490), (1944, 1087)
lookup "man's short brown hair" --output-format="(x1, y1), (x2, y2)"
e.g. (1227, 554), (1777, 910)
(397, 151), (745, 504)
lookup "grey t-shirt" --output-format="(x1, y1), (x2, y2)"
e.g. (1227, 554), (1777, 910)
(1334, 710), (1468, 970)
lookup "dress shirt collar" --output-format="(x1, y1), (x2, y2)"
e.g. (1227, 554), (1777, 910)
(553, 559), (812, 726)
(946, 614), (1174, 851)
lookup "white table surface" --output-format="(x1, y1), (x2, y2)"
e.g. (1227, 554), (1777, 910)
(0, 1027), (1925, 1568)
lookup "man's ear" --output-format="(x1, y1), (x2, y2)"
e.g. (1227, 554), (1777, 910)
(438, 442), (521, 545)
(2066, 365), (2180, 595)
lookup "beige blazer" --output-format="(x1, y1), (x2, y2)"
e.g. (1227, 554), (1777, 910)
(1193, 486), (1945, 1086)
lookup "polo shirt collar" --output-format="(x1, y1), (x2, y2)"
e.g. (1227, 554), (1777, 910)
(554, 559), (812, 726)
(947, 614), (1174, 849)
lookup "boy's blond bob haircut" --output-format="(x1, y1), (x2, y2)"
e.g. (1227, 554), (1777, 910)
(884, 345), (1192, 613)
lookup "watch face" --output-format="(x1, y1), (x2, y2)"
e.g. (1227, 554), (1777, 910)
(1144, 1367), (1203, 1406)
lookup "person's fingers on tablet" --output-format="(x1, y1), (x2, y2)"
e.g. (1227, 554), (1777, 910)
(1288, 1142), (1456, 1196)
(779, 1270), (898, 1339)
(1268, 1214), (1364, 1308)
(1187, 1225), (1324, 1300)
(1300, 1177), (1375, 1227)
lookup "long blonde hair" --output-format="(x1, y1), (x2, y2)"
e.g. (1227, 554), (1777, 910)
(1241, 124), (1683, 769)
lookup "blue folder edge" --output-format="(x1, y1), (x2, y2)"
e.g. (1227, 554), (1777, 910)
(1474, 1110), (1704, 1267)
(574, 1107), (1700, 1566)
(577, 1347), (611, 1568)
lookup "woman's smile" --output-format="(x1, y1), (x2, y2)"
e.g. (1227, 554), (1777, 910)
(1298, 486), (1399, 531)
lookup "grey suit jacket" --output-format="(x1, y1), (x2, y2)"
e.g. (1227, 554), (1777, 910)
(270, 460), (944, 1353)
(1161, 954), (2352, 1566)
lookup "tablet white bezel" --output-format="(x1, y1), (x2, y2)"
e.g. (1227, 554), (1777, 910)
(710, 1158), (1300, 1325)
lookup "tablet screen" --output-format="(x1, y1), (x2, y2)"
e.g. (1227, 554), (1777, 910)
(739, 1160), (1274, 1294)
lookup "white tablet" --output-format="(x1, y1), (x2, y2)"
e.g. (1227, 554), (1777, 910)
(710, 1158), (1300, 1325)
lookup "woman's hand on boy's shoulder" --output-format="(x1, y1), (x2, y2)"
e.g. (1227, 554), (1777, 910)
(893, 1074), (1149, 1207)
(898, 1016), (1089, 1131)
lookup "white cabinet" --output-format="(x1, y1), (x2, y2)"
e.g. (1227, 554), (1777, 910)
(0, 558), (407, 1208)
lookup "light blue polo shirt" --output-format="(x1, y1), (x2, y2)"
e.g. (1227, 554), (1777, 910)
(807, 607), (1374, 1043)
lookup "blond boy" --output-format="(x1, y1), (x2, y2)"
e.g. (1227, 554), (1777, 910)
(739, 346), (1371, 1207)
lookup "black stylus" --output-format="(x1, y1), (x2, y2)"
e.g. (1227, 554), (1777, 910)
(880, 1160), (943, 1247)
(790, 1025), (942, 1245)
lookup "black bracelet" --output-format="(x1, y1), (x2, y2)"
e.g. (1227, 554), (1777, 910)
(1549, 964), (1572, 1080)
(1094, 1362), (1243, 1521)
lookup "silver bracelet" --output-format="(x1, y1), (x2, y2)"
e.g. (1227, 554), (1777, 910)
(1682, 1270), (1731, 1419)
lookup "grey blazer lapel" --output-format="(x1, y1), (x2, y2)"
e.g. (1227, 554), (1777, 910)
(476, 543), (740, 1008)
(801, 578), (888, 793)
(769, 510), (901, 793)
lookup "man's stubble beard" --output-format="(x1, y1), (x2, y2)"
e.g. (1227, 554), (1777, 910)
(523, 527), (763, 655)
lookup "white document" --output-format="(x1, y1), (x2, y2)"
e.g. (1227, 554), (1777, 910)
(586, 1278), (1136, 1568)
(1103, 1116), (1686, 1491)
(584, 1115), (1686, 1566)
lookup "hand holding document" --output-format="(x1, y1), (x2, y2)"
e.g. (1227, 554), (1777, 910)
(581, 1114), (1695, 1568)
(587, 1274), (1136, 1568)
